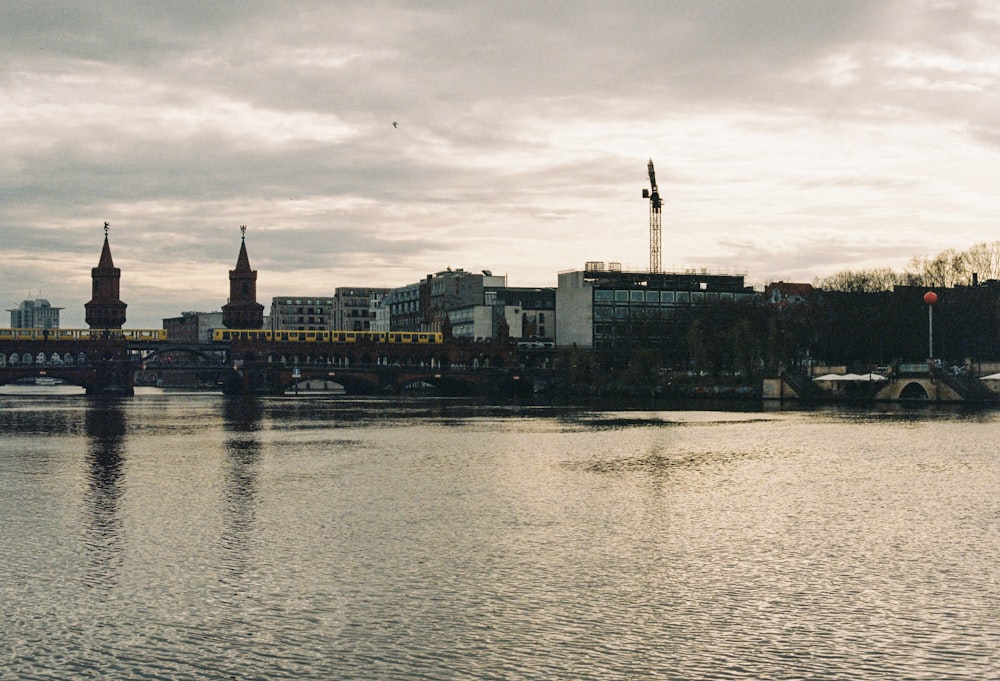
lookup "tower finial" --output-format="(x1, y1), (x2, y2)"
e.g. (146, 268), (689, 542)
(240, 224), (247, 241)
(104, 221), (110, 236)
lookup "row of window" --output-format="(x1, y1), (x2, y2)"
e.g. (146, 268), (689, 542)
(274, 308), (330, 315)
(274, 299), (335, 306)
(594, 289), (755, 304)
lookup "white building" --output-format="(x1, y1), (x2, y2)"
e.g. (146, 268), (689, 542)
(8, 298), (62, 329)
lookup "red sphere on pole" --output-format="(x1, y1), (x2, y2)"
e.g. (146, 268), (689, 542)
(923, 291), (938, 305)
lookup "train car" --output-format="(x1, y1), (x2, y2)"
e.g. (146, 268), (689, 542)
(0, 328), (165, 341)
(124, 329), (167, 341)
(213, 329), (444, 344)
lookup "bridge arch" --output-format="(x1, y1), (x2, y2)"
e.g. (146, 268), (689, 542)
(898, 381), (930, 400)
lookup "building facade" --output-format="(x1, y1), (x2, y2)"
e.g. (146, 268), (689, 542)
(498, 287), (555, 341)
(333, 287), (388, 331)
(382, 281), (424, 331)
(379, 269), (507, 333)
(269, 297), (335, 331)
(8, 298), (62, 329)
(162, 311), (224, 343)
(448, 286), (555, 342)
(556, 263), (757, 357)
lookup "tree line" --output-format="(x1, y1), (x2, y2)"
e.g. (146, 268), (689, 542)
(815, 241), (1000, 292)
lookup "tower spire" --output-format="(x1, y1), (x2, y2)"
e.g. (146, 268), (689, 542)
(85, 221), (127, 329)
(222, 225), (264, 329)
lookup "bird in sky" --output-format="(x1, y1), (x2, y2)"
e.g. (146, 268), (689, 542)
(392, 121), (398, 128)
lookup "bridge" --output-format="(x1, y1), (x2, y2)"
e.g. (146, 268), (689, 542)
(0, 335), (539, 397)
(217, 335), (529, 396)
(769, 364), (1000, 404)
(0, 337), (135, 395)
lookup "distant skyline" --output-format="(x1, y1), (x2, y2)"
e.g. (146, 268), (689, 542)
(4, 1), (1000, 327)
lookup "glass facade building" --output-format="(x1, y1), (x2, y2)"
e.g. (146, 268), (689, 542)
(557, 265), (757, 359)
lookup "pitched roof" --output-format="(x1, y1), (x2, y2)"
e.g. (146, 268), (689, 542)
(235, 238), (252, 271)
(97, 234), (115, 269)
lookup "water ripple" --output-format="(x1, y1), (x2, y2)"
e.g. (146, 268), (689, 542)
(3, 398), (1000, 679)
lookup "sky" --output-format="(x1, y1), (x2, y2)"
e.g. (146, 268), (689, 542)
(4, 1), (1000, 328)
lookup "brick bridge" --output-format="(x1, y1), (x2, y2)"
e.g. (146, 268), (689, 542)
(219, 336), (530, 396)
(0, 336), (540, 397)
(0, 338), (135, 395)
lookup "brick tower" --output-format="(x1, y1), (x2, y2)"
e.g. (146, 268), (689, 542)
(85, 222), (127, 329)
(222, 225), (264, 329)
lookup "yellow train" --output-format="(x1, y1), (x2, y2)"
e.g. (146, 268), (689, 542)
(213, 329), (444, 344)
(0, 328), (166, 341)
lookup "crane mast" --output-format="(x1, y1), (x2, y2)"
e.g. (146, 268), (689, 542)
(642, 158), (662, 274)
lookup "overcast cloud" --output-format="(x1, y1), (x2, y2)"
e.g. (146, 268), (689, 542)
(3, 0), (1000, 327)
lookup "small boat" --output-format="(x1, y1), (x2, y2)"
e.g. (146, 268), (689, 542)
(34, 377), (61, 386)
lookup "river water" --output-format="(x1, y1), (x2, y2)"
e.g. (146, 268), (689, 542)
(1, 387), (999, 680)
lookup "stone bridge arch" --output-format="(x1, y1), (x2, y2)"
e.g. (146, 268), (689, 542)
(898, 381), (929, 400)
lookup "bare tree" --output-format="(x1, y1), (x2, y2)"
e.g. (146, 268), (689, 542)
(962, 241), (1000, 282)
(905, 249), (966, 288)
(815, 267), (902, 293)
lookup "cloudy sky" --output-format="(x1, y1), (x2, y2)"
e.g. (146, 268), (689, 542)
(4, 1), (1000, 327)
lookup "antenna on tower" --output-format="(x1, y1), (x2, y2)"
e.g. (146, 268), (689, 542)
(642, 159), (662, 274)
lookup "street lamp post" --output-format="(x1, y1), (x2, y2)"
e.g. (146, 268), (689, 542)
(923, 291), (938, 360)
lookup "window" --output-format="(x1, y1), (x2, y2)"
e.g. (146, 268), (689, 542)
(594, 289), (613, 303)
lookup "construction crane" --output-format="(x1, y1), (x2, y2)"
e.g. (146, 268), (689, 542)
(642, 158), (662, 274)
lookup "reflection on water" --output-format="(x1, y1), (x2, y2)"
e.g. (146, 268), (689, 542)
(82, 399), (127, 589)
(220, 396), (263, 592)
(2, 394), (1000, 679)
